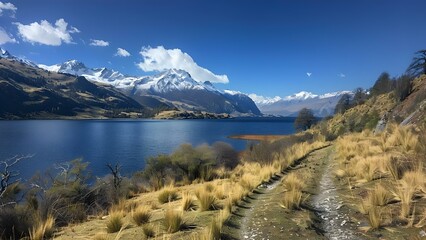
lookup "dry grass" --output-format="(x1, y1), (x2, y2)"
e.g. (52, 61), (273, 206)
(181, 192), (197, 211)
(282, 172), (305, 191)
(280, 189), (303, 210)
(204, 183), (215, 192)
(142, 224), (156, 238)
(369, 184), (393, 207)
(106, 211), (124, 233)
(164, 209), (184, 233)
(29, 215), (55, 240)
(367, 206), (383, 230)
(196, 188), (219, 211)
(92, 232), (107, 240)
(158, 186), (179, 204)
(131, 205), (152, 226)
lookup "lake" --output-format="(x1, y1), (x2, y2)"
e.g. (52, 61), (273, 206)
(0, 118), (295, 179)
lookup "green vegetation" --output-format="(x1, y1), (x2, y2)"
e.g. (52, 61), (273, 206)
(140, 142), (239, 190)
(407, 49), (426, 77)
(294, 108), (316, 131)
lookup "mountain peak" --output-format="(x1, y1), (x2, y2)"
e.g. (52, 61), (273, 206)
(284, 91), (318, 101)
(0, 47), (11, 58)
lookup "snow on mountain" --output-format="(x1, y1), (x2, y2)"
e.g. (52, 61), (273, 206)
(38, 60), (261, 115)
(283, 91), (318, 101)
(250, 91), (353, 117)
(0, 47), (38, 68)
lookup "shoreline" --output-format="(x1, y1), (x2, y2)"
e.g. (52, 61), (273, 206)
(228, 134), (288, 141)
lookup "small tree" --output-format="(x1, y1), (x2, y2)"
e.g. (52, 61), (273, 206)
(352, 87), (368, 106)
(294, 108), (316, 131)
(407, 49), (426, 77)
(394, 74), (413, 101)
(335, 94), (352, 114)
(371, 72), (393, 96)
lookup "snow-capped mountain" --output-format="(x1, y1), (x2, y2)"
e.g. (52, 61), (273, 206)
(250, 91), (352, 117)
(0, 47), (38, 68)
(39, 60), (261, 115)
(39, 60), (128, 83)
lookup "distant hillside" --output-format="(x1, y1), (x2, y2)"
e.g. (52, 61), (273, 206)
(318, 74), (426, 138)
(252, 91), (353, 117)
(0, 58), (149, 119)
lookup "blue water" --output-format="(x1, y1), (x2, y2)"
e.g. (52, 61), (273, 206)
(0, 118), (295, 179)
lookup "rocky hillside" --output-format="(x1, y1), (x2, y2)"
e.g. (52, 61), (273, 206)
(0, 58), (149, 119)
(318, 74), (426, 137)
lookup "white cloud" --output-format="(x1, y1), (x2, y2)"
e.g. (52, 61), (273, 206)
(137, 46), (229, 84)
(0, 2), (17, 16)
(90, 39), (109, 47)
(339, 73), (346, 78)
(306, 72), (312, 77)
(15, 18), (79, 46)
(115, 47), (130, 57)
(0, 28), (16, 44)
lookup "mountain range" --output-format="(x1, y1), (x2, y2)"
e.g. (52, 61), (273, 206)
(1, 47), (350, 118)
(38, 59), (261, 116)
(250, 91), (353, 117)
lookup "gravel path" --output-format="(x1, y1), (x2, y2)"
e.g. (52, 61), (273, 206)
(311, 150), (363, 240)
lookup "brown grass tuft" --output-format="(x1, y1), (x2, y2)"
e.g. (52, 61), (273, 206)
(280, 189), (303, 210)
(106, 211), (124, 233)
(195, 188), (219, 211)
(164, 209), (184, 233)
(131, 205), (152, 226)
(29, 215), (55, 240)
(142, 224), (156, 238)
(181, 192), (197, 211)
(158, 186), (179, 204)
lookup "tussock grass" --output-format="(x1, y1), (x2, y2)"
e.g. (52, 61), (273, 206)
(29, 215), (55, 240)
(131, 205), (152, 226)
(181, 192), (197, 211)
(196, 188), (219, 211)
(370, 184), (393, 206)
(158, 186), (179, 204)
(283, 172), (305, 191)
(164, 209), (184, 233)
(280, 190), (303, 210)
(106, 211), (124, 233)
(367, 206), (383, 230)
(214, 183), (227, 200)
(142, 224), (156, 238)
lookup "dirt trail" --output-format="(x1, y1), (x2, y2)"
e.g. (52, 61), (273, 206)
(222, 146), (364, 240)
(311, 149), (362, 240)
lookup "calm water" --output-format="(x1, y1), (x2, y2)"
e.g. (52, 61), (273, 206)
(0, 118), (295, 179)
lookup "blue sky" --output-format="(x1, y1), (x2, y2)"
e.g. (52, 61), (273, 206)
(0, 0), (425, 98)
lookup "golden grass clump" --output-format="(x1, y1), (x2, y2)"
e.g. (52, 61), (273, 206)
(392, 170), (426, 218)
(164, 209), (184, 233)
(214, 183), (228, 200)
(181, 192), (197, 211)
(106, 211), (124, 233)
(131, 205), (152, 226)
(158, 186), (179, 204)
(367, 206), (383, 230)
(29, 215), (55, 240)
(280, 189), (303, 210)
(196, 188), (219, 211)
(369, 184), (393, 206)
(283, 172), (305, 191)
